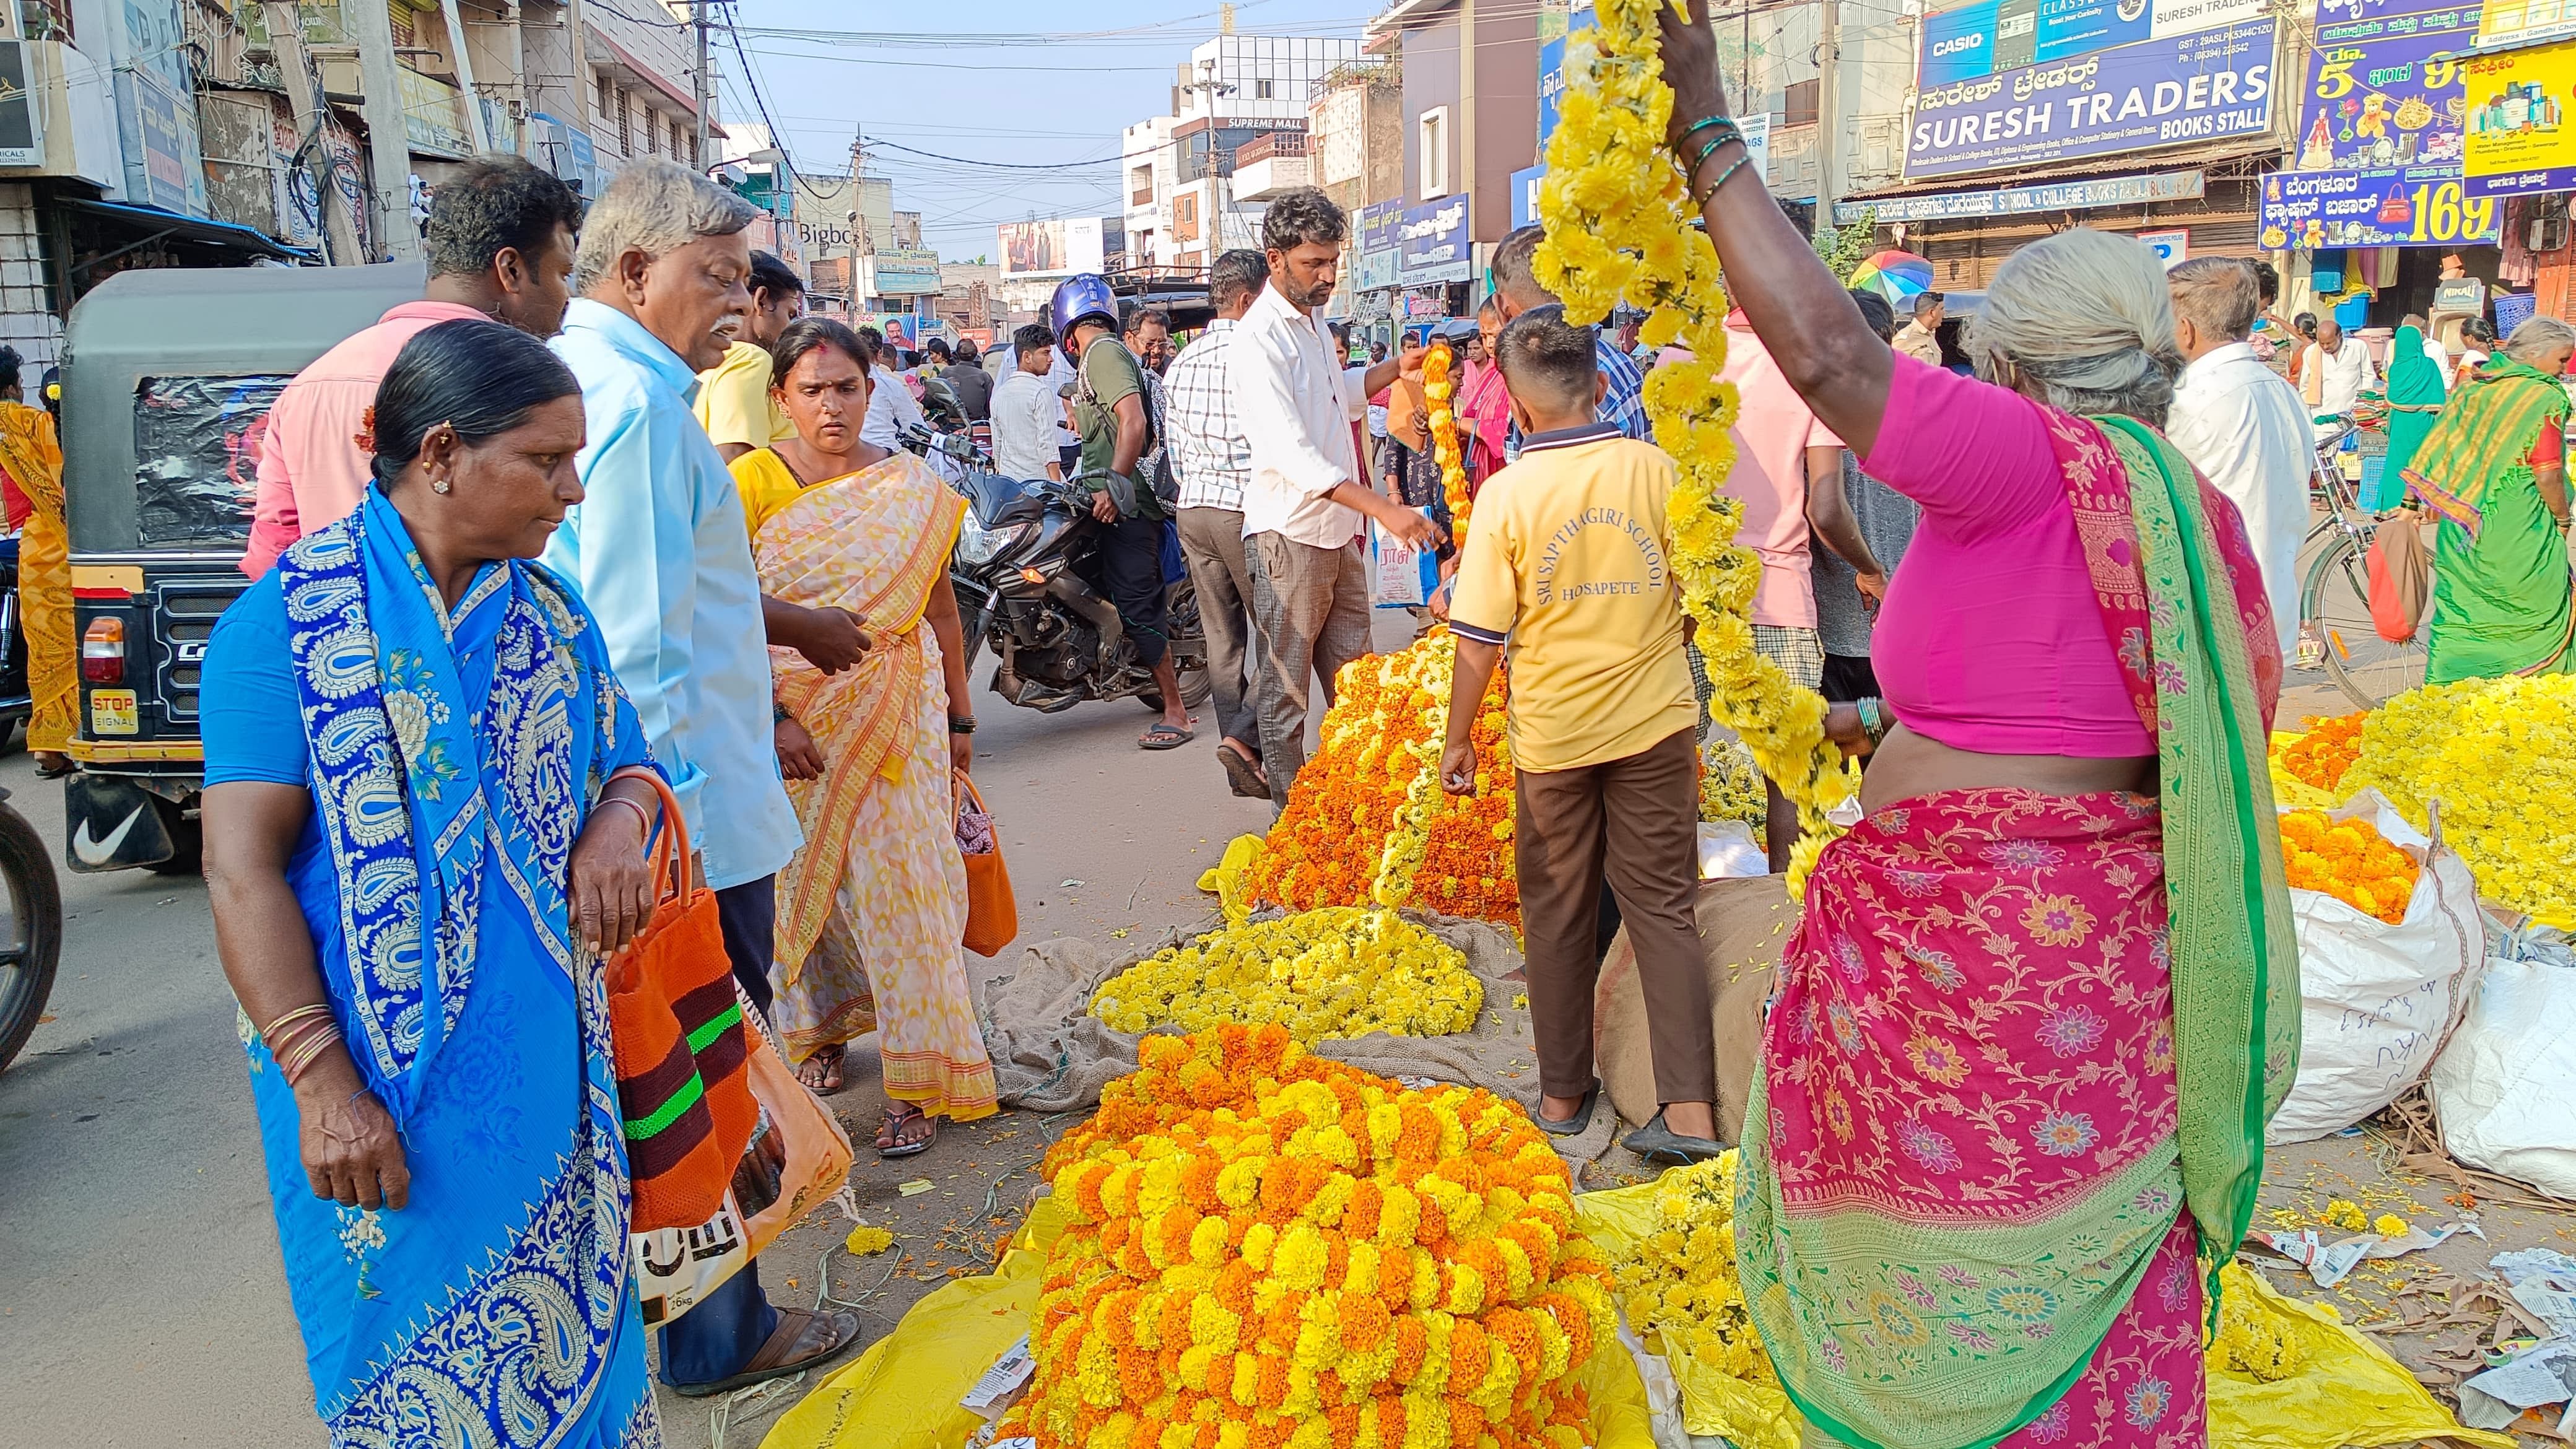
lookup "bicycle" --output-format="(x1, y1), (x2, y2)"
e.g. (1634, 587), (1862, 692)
(2295, 417), (2429, 709)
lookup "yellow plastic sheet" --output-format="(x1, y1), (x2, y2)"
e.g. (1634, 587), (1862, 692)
(2208, 1263), (2515, 1449)
(1573, 1175), (1803, 1449)
(761, 1190), (1658, 1449)
(1195, 833), (1266, 926)
(2268, 731), (2343, 811)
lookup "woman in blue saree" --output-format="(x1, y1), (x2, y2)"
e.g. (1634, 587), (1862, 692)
(203, 320), (668, 1448)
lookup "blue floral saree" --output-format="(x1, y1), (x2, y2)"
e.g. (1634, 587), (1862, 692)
(214, 491), (659, 1448)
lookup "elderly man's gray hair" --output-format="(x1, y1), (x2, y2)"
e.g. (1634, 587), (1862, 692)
(1974, 227), (2185, 427)
(2503, 315), (2576, 365)
(2166, 257), (2258, 343)
(572, 157), (759, 292)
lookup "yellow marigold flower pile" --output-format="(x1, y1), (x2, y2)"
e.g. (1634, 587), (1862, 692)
(2342, 674), (2576, 926)
(1424, 339), (1472, 537)
(998, 1026), (1621, 1449)
(1699, 738), (1766, 829)
(2321, 1198), (2369, 1232)
(2206, 1264), (2304, 1383)
(1251, 634), (1519, 928)
(2280, 711), (2365, 793)
(1089, 907), (1482, 1045)
(1609, 1152), (1796, 1449)
(2278, 809), (2420, 925)
(1534, 0), (1855, 899)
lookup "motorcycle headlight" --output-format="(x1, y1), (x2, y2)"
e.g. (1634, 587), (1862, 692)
(955, 514), (1035, 567)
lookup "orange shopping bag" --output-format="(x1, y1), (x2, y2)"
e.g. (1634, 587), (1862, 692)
(955, 772), (1017, 957)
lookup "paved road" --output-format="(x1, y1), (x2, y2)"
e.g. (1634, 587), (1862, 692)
(0, 653), (1284, 1447)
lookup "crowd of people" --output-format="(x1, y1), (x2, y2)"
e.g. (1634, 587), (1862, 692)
(154, 12), (2576, 1433)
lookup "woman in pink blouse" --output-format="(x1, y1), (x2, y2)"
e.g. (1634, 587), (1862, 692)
(1656, 7), (2297, 1449)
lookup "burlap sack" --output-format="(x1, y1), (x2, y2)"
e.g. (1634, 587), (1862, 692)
(1593, 874), (1793, 1143)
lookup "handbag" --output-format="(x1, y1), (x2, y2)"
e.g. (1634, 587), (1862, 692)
(605, 768), (761, 1234)
(2365, 512), (2432, 644)
(957, 772), (1019, 957)
(630, 997), (855, 1328)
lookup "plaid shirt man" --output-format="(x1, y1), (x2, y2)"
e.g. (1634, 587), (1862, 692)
(1164, 318), (1253, 510)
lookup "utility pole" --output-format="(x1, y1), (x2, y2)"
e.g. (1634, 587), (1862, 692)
(1459, 0), (1476, 213)
(437, 0), (490, 151)
(1813, 0), (1838, 242)
(345, 0), (422, 259)
(260, 1), (365, 265)
(692, 0), (710, 167)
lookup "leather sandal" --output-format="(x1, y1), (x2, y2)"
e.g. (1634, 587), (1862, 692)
(1624, 1108), (1728, 1165)
(668, 1307), (864, 1398)
(1533, 1081), (1599, 1138)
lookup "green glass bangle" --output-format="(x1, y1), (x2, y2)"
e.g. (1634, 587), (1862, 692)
(1690, 150), (1752, 208)
(1687, 132), (1739, 178)
(1673, 115), (1741, 155)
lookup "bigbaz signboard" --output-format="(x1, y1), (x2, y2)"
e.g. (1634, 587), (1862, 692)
(1905, 18), (2278, 178)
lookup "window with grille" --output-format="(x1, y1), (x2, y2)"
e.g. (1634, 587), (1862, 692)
(1255, 79), (1274, 100)
(617, 92), (630, 153)
(598, 76), (614, 127)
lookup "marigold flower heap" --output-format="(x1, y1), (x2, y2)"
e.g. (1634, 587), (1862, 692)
(1090, 907), (1482, 1045)
(2277, 809), (2419, 925)
(2342, 673), (2576, 926)
(1699, 738), (1766, 830)
(2206, 1264), (2303, 1383)
(1251, 633), (1520, 928)
(2280, 711), (2365, 794)
(1533, 0), (1855, 897)
(1608, 1152), (1797, 1449)
(999, 1026), (1621, 1449)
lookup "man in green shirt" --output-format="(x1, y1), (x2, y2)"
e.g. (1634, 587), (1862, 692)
(1053, 274), (1193, 749)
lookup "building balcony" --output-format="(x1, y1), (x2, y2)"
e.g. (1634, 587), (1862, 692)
(1232, 132), (1306, 166)
(1232, 141), (1311, 201)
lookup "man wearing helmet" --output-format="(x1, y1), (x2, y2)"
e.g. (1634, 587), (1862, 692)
(1050, 272), (1196, 749)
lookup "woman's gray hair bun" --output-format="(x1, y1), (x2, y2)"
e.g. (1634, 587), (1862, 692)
(1974, 227), (2186, 425)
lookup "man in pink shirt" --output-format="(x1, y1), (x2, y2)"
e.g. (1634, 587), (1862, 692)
(240, 155), (582, 577)
(1718, 313), (1845, 869)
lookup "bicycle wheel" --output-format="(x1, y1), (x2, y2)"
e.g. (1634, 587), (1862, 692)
(2303, 529), (2428, 709)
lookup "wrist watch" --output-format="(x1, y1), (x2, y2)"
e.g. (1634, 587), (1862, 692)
(773, 702), (793, 723)
(949, 715), (977, 735)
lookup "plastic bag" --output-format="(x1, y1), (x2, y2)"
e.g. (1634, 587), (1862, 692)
(1194, 832), (1266, 928)
(2206, 1263), (2515, 1449)
(2429, 955), (2576, 1199)
(759, 1192), (1658, 1449)
(1370, 511), (1438, 607)
(2269, 791), (2489, 1144)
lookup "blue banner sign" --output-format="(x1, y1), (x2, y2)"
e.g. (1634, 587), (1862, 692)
(2259, 164), (2503, 247)
(1920, 0), (2259, 78)
(1396, 198), (1472, 284)
(1835, 167), (2205, 223)
(1905, 18), (2278, 178)
(1510, 165), (1547, 229)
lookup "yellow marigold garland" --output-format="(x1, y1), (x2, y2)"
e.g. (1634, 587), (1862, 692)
(1699, 737), (1766, 829)
(1425, 339), (1472, 537)
(2341, 673), (2576, 926)
(1534, 0), (1856, 898)
(1090, 907), (1482, 1045)
(998, 1025), (1621, 1449)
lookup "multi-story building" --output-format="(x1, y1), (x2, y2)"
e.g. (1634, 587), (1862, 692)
(1119, 30), (1361, 278)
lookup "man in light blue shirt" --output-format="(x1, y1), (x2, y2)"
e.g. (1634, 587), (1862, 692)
(542, 157), (863, 1399)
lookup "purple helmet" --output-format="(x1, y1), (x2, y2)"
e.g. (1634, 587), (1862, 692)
(1049, 274), (1118, 347)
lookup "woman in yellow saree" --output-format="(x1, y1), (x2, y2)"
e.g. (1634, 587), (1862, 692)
(0, 348), (72, 775)
(733, 317), (997, 1157)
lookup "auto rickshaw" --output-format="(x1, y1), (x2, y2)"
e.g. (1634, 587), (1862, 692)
(58, 262), (425, 872)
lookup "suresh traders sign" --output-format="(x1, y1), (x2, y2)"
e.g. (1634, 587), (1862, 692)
(1905, 17), (2278, 179)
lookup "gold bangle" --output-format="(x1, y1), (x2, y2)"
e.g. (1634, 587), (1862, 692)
(259, 1003), (332, 1051)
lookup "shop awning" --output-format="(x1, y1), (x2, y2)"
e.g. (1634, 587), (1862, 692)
(60, 197), (314, 274)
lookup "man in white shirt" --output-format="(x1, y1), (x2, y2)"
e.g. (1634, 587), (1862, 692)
(2167, 257), (2310, 651)
(2301, 315), (2378, 431)
(990, 323), (1063, 483)
(1164, 248), (1269, 797)
(1230, 186), (1439, 808)
(856, 324), (927, 448)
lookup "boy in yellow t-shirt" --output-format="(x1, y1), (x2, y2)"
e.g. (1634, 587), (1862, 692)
(1440, 303), (1720, 1165)
(693, 250), (806, 463)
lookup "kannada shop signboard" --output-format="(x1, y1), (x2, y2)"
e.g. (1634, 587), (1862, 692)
(1396, 198), (1471, 285)
(2476, 0), (2576, 51)
(1906, 19), (2277, 179)
(1355, 200), (1402, 292)
(2259, 164), (2501, 246)
(2294, 0), (2474, 172)
(2462, 40), (2576, 196)
(1917, 0), (2264, 83)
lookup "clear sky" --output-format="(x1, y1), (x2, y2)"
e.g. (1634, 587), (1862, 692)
(715, 1), (1382, 260)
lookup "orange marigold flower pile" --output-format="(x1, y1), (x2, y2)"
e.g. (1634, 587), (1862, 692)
(998, 1025), (1619, 1449)
(1250, 633), (1519, 929)
(2280, 712), (2365, 793)
(2278, 809), (2420, 925)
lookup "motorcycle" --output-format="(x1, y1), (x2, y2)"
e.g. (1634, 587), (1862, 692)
(0, 781), (66, 1075)
(906, 426), (1210, 718)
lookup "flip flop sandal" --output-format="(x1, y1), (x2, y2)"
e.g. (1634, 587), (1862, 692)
(1139, 722), (1196, 751)
(668, 1307), (865, 1398)
(796, 1043), (846, 1095)
(1624, 1108), (1728, 1165)
(877, 1103), (935, 1159)
(1533, 1081), (1600, 1138)
(1219, 747), (1269, 799)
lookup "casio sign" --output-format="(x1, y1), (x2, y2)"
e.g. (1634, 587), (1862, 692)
(1931, 32), (1985, 56)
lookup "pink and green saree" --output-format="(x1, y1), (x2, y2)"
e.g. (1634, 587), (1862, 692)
(1736, 410), (2298, 1449)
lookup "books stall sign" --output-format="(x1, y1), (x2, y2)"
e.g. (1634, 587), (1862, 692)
(1905, 19), (2278, 179)
(2462, 40), (2576, 196)
(2295, 0), (2476, 173)
(2260, 165), (2502, 246)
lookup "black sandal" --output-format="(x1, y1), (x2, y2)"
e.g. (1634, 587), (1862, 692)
(876, 1102), (934, 1159)
(1533, 1081), (1599, 1138)
(1624, 1108), (1728, 1165)
(1219, 743), (1268, 799)
(667, 1307), (864, 1397)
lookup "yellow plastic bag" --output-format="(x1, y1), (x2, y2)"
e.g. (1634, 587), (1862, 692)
(762, 1190), (1657, 1449)
(1573, 1173), (1803, 1449)
(2207, 1263), (2513, 1449)
(1194, 833), (1266, 926)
